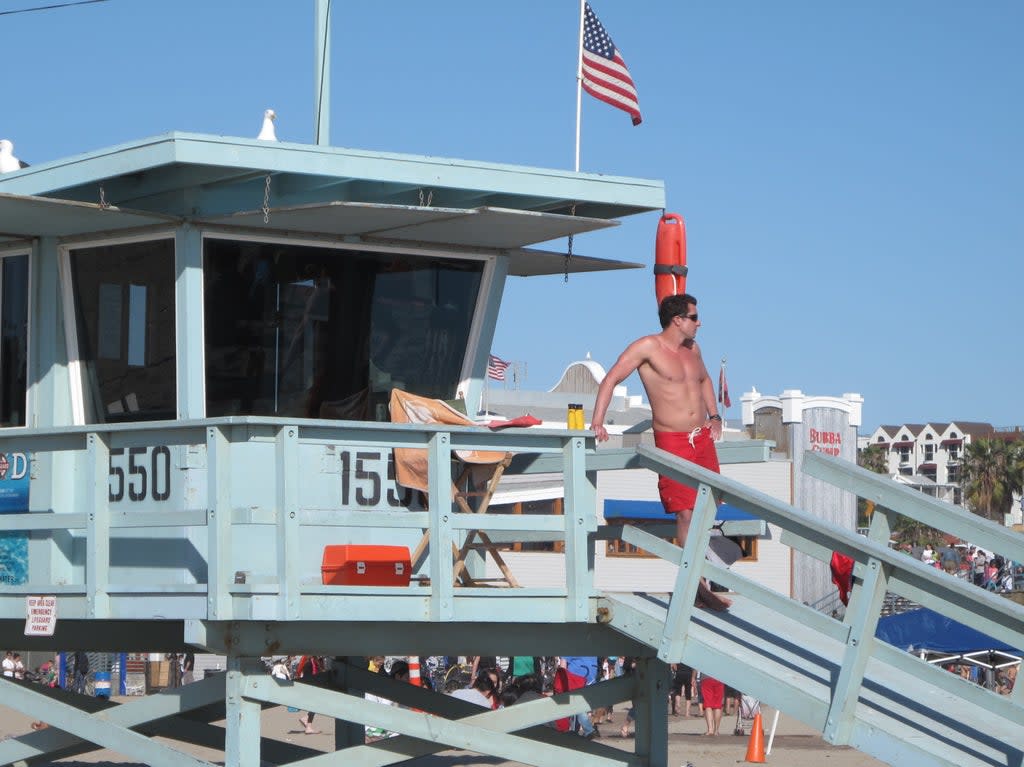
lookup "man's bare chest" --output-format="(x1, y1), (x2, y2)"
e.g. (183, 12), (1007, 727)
(643, 350), (701, 385)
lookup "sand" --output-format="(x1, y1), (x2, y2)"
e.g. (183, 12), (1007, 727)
(0, 695), (885, 766)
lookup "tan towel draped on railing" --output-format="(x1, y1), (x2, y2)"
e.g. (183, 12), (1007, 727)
(389, 388), (507, 493)
(389, 388), (518, 587)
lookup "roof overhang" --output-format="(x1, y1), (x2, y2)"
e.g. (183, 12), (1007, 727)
(0, 132), (665, 222)
(196, 201), (617, 249)
(506, 248), (641, 277)
(0, 193), (178, 244)
(196, 200), (640, 275)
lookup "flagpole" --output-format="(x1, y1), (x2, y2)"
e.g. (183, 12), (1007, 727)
(574, 0), (586, 171)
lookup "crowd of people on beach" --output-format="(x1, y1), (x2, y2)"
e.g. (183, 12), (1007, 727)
(942, 659), (1017, 696)
(264, 654), (748, 739)
(900, 541), (1021, 593)
(3, 650), (58, 688)
(2, 650), (25, 680)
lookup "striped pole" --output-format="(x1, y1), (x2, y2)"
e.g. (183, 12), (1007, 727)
(408, 656), (421, 687)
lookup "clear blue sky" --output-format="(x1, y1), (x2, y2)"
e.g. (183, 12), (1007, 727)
(2, 0), (1021, 432)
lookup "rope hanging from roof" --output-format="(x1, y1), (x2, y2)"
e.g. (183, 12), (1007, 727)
(563, 202), (577, 283)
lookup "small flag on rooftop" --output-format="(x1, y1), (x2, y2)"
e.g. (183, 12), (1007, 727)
(718, 358), (731, 409)
(581, 3), (642, 126)
(487, 354), (511, 382)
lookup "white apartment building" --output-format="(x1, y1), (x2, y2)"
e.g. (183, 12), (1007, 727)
(863, 422), (999, 506)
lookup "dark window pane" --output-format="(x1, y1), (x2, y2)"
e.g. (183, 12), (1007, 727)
(69, 240), (177, 423)
(0, 255), (28, 427)
(203, 240), (482, 420)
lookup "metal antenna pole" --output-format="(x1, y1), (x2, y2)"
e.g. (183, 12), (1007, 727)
(314, 0), (332, 145)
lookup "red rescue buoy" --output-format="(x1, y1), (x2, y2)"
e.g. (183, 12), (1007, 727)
(654, 213), (687, 306)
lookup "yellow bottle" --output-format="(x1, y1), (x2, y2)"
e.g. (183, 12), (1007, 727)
(568, 404), (585, 430)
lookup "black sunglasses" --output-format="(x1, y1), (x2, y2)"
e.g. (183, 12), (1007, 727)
(677, 313), (698, 322)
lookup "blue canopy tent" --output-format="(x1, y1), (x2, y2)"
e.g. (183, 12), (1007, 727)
(602, 500), (765, 566)
(877, 607), (1023, 655)
(876, 607), (1022, 686)
(602, 500), (765, 534)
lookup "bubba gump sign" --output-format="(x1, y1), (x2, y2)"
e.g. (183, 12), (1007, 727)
(809, 428), (842, 456)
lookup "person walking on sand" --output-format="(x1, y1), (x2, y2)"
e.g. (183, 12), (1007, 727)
(295, 655), (321, 734)
(591, 293), (730, 610)
(700, 671), (725, 735)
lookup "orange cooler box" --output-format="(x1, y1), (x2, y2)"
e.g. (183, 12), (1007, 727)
(321, 545), (411, 586)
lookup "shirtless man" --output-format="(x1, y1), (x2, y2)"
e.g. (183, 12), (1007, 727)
(591, 293), (730, 610)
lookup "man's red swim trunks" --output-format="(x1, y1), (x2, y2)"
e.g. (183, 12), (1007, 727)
(654, 428), (721, 513)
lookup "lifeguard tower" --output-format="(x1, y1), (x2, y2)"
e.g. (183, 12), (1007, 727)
(0, 6), (1021, 767)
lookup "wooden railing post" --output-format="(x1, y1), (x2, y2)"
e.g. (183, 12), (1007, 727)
(823, 555), (889, 744)
(85, 432), (110, 619)
(659, 483), (719, 661)
(275, 425), (301, 620)
(562, 434), (593, 622)
(206, 426), (233, 620)
(427, 431), (454, 621)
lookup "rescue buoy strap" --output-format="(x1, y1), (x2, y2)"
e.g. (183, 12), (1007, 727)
(653, 264), (688, 276)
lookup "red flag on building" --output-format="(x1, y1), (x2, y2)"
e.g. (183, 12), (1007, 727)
(581, 3), (642, 125)
(487, 354), (511, 382)
(718, 359), (731, 409)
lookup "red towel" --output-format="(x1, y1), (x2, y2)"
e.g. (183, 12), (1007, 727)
(831, 552), (854, 605)
(486, 415), (542, 429)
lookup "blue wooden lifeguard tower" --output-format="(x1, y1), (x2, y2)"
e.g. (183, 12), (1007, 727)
(0, 5), (1021, 766)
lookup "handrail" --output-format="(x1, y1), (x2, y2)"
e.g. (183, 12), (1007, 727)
(0, 418), (599, 623)
(801, 451), (1023, 561)
(3, 419), (1021, 652)
(632, 444), (1024, 649)
(603, 444), (1024, 739)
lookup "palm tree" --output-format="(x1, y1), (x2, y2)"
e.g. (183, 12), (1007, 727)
(960, 438), (1024, 522)
(858, 445), (889, 475)
(856, 445), (889, 527)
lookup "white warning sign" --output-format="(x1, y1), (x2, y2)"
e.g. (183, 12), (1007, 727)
(25, 595), (57, 636)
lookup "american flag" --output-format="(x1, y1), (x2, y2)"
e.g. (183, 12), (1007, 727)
(487, 354), (511, 382)
(581, 3), (642, 126)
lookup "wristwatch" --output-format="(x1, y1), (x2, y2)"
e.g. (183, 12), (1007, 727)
(708, 414), (722, 422)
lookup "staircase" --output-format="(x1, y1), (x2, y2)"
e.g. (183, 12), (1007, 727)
(597, 447), (1024, 767)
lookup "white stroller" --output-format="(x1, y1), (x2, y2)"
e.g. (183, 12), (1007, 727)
(733, 694), (761, 736)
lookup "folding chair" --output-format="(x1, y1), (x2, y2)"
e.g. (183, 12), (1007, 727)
(390, 388), (520, 587)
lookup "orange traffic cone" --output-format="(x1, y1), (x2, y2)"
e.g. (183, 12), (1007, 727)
(745, 711), (766, 763)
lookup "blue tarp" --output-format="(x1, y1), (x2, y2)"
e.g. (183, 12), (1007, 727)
(875, 607), (1023, 655)
(603, 500), (758, 522)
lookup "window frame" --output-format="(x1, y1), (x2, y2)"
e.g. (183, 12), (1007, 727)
(0, 244), (32, 430)
(60, 232), (177, 426)
(199, 230), (498, 417)
(604, 519), (759, 562)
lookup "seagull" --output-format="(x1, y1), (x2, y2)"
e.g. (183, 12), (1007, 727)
(0, 139), (29, 173)
(257, 109), (278, 141)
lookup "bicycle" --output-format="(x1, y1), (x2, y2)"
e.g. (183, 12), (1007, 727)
(441, 661), (474, 693)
